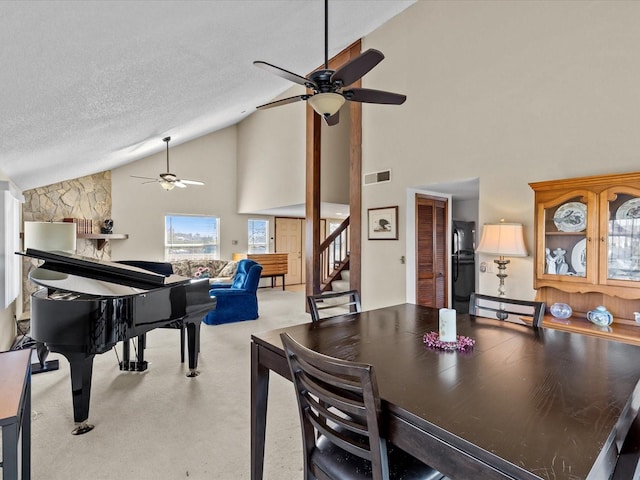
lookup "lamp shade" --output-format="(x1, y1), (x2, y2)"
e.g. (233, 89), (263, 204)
(476, 223), (527, 257)
(307, 92), (345, 117)
(160, 179), (175, 191)
(24, 221), (76, 253)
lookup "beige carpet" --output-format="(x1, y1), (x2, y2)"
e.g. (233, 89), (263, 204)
(28, 287), (309, 479)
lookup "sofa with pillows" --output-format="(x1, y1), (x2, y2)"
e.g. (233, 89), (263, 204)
(170, 259), (239, 284)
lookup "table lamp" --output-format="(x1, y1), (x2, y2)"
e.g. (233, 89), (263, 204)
(18, 221), (76, 374)
(476, 221), (527, 297)
(24, 221), (76, 253)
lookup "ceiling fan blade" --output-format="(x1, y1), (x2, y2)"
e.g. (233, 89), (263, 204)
(331, 49), (385, 87)
(181, 179), (204, 186)
(174, 181), (187, 188)
(253, 61), (316, 88)
(256, 94), (309, 110)
(130, 175), (157, 181)
(345, 88), (406, 105)
(324, 111), (340, 126)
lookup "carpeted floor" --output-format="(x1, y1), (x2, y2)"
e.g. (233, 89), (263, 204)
(27, 287), (309, 479)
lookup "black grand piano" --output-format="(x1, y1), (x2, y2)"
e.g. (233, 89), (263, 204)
(21, 248), (216, 435)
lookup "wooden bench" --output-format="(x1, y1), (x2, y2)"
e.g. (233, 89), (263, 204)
(232, 253), (288, 290)
(0, 350), (32, 480)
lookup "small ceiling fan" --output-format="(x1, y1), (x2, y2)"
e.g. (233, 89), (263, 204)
(253, 0), (406, 126)
(131, 136), (204, 191)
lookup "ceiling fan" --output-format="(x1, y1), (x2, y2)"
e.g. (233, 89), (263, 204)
(253, 0), (406, 126)
(131, 136), (204, 191)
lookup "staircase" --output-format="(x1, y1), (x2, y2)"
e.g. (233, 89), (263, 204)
(309, 216), (354, 316)
(329, 268), (350, 293)
(319, 217), (351, 293)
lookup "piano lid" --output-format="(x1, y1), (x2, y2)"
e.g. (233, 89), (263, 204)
(21, 248), (188, 289)
(29, 267), (153, 297)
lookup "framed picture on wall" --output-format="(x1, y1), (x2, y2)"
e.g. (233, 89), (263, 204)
(368, 206), (398, 240)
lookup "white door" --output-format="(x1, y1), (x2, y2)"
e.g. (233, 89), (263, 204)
(276, 217), (303, 285)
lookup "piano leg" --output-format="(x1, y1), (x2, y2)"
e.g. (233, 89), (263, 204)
(185, 320), (201, 377)
(120, 339), (131, 370)
(16, 339), (60, 374)
(64, 351), (96, 435)
(136, 334), (148, 371)
(119, 335), (148, 372)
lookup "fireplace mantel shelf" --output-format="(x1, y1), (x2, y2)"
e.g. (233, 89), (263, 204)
(77, 233), (128, 250)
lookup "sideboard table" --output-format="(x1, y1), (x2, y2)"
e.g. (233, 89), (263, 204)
(0, 350), (32, 480)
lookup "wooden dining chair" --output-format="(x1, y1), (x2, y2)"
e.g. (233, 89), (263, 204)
(280, 332), (445, 480)
(306, 289), (362, 323)
(612, 413), (640, 479)
(469, 292), (546, 328)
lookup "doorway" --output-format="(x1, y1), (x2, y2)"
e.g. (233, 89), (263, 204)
(415, 194), (449, 308)
(275, 217), (303, 285)
(275, 217), (329, 286)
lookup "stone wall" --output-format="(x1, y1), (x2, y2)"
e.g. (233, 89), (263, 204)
(22, 171), (112, 311)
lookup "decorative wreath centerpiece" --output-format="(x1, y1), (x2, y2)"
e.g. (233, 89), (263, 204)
(423, 331), (475, 352)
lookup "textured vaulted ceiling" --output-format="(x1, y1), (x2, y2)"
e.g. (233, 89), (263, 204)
(0, 0), (414, 191)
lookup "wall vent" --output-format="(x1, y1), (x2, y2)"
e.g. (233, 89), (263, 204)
(363, 169), (391, 186)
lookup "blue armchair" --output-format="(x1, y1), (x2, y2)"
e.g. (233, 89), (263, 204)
(203, 259), (263, 325)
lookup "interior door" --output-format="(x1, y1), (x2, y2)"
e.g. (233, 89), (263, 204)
(275, 217), (303, 285)
(416, 194), (448, 308)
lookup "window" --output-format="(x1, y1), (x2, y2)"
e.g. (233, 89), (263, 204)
(165, 214), (219, 260)
(2, 188), (21, 308)
(248, 219), (269, 253)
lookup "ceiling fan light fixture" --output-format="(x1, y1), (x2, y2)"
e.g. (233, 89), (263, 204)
(132, 135), (204, 189)
(308, 92), (345, 117)
(160, 179), (175, 191)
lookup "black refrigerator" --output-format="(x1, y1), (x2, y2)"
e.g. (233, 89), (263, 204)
(452, 220), (476, 313)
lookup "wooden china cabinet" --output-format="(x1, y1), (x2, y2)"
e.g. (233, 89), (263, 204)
(529, 171), (640, 345)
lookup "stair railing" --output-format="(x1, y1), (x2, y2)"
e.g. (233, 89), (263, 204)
(319, 217), (350, 290)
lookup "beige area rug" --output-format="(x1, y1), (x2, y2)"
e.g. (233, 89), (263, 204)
(28, 287), (310, 479)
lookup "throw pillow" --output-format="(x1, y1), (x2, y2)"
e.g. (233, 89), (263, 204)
(218, 260), (238, 278)
(171, 260), (192, 278)
(194, 266), (210, 279)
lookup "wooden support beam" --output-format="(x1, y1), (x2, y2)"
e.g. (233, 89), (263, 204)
(305, 103), (322, 296)
(305, 39), (362, 300)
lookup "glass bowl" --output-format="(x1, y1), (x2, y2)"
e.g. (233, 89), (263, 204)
(550, 303), (572, 319)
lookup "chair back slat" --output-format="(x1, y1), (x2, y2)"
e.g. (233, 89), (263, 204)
(305, 393), (368, 435)
(297, 372), (367, 423)
(281, 332), (388, 479)
(307, 290), (362, 322)
(469, 292), (545, 328)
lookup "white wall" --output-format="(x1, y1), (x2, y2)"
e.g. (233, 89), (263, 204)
(110, 83), (350, 265)
(452, 199), (478, 224)
(111, 126), (270, 261)
(236, 87), (307, 214)
(237, 85), (351, 213)
(360, 0), (640, 309)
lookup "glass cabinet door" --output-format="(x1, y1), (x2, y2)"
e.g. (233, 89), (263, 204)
(601, 187), (640, 285)
(538, 192), (596, 284)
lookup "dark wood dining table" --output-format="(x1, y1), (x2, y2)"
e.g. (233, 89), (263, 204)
(250, 303), (640, 480)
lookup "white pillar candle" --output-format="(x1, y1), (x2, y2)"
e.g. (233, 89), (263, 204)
(439, 308), (457, 342)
